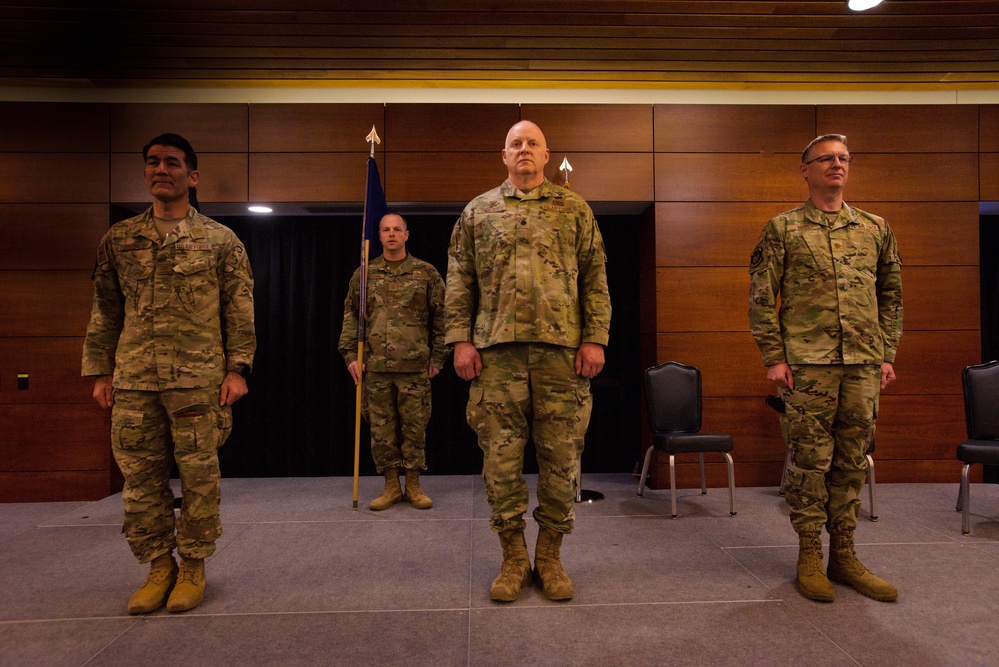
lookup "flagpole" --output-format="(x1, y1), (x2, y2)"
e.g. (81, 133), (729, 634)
(353, 126), (382, 509)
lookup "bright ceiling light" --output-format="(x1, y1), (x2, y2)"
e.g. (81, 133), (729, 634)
(848, 0), (883, 10)
(248, 205), (273, 213)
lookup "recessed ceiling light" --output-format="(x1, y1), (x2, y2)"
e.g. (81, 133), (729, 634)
(848, 0), (883, 10)
(248, 205), (273, 214)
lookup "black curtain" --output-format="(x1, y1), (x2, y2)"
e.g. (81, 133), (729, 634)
(219, 212), (642, 478)
(979, 213), (998, 483)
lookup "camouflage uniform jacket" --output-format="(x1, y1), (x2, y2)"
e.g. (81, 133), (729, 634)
(82, 207), (256, 390)
(339, 253), (448, 373)
(445, 179), (611, 349)
(748, 199), (903, 367)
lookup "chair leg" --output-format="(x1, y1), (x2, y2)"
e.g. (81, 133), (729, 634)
(961, 463), (972, 536)
(698, 453), (707, 495)
(956, 477), (964, 512)
(779, 448), (792, 496)
(669, 454), (677, 519)
(866, 453), (878, 522)
(637, 446), (655, 497)
(724, 452), (737, 516)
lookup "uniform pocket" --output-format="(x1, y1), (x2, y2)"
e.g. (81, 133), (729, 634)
(111, 408), (146, 452)
(466, 383), (486, 436)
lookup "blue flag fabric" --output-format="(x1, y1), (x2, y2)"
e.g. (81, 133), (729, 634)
(358, 156), (388, 341)
(363, 156), (388, 259)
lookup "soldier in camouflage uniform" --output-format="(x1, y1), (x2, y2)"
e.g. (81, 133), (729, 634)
(749, 134), (902, 603)
(339, 213), (447, 511)
(446, 121), (611, 602)
(82, 134), (255, 614)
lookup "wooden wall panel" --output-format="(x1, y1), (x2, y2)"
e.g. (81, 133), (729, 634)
(656, 153), (979, 203)
(656, 201), (980, 269)
(903, 266), (980, 331)
(249, 103), (385, 152)
(541, 153), (654, 202)
(523, 104), (653, 152)
(698, 395), (967, 466)
(385, 104), (520, 152)
(249, 153), (377, 202)
(853, 201), (979, 267)
(0, 102), (108, 152)
(0, 337), (94, 405)
(656, 267), (748, 332)
(0, 472), (111, 502)
(982, 153), (999, 201)
(110, 103), (248, 153)
(656, 153), (806, 202)
(657, 332), (772, 397)
(0, 204), (108, 270)
(0, 405), (109, 471)
(0, 154), (108, 203)
(654, 105), (815, 153)
(655, 202), (797, 267)
(0, 271), (93, 336)
(817, 105), (979, 153)
(876, 395), (966, 462)
(982, 105), (999, 152)
(845, 154), (979, 202)
(656, 330), (980, 398)
(112, 153), (248, 203)
(385, 152), (506, 203)
(892, 330), (982, 395)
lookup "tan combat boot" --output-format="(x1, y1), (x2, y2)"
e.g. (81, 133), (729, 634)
(490, 529), (532, 602)
(796, 531), (834, 602)
(534, 527), (573, 601)
(166, 557), (206, 613)
(404, 469), (433, 509)
(127, 552), (178, 614)
(828, 530), (898, 602)
(368, 468), (403, 511)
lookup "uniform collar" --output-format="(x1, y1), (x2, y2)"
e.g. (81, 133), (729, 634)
(135, 206), (206, 243)
(500, 178), (559, 201)
(803, 199), (856, 230)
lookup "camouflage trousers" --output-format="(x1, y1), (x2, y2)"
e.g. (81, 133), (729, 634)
(111, 387), (232, 563)
(362, 371), (431, 473)
(466, 343), (592, 534)
(781, 364), (879, 535)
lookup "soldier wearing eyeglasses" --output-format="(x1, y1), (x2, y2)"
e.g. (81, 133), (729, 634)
(748, 134), (903, 604)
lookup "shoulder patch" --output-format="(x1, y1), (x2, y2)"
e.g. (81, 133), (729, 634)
(750, 246), (764, 269)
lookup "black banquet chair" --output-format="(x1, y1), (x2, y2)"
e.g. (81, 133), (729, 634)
(956, 360), (999, 535)
(638, 361), (736, 519)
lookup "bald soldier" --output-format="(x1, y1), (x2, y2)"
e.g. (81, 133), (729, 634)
(339, 213), (448, 510)
(749, 134), (902, 603)
(83, 133), (255, 614)
(446, 121), (611, 602)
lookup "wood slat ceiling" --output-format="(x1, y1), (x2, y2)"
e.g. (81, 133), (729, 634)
(1, 1), (998, 90)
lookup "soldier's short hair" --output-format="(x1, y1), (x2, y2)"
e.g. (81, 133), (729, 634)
(143, 133), (198, 172)
(802, 134), (847, 163)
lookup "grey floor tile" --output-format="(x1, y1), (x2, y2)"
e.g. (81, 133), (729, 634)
(86, 610), (469, 667)
(1, 479), (995, 665)
(201, 519), (472, 614)
(0, 618), (138, 667)
(469, 602), (857, 667)
(0, 500), (91, 540)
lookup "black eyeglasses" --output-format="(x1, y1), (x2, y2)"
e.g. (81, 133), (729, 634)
(804, 153), (853, 166)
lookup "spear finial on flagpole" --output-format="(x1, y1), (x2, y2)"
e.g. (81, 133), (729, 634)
(366, 125), (381, 158)
(559, 156), (573, 189)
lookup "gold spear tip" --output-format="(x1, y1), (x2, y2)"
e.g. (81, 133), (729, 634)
(366, 125), (381, 145)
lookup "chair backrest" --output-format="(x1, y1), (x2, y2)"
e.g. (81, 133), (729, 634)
(644, 361), (701, 434)
(963, 360), (999, 440)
